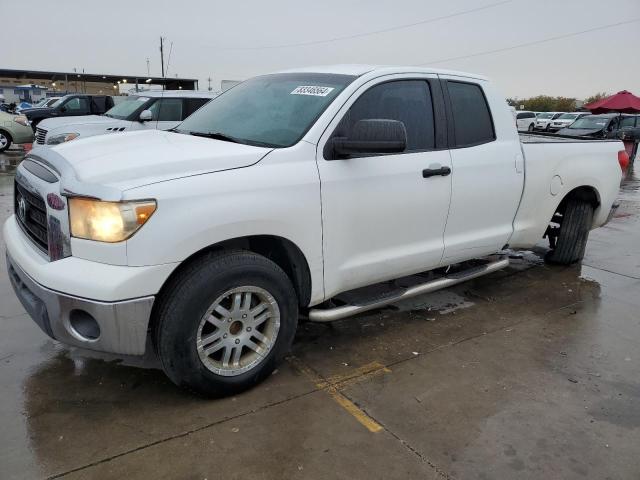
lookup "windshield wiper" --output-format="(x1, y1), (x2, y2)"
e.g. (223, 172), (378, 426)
(189, 131), (244, 144)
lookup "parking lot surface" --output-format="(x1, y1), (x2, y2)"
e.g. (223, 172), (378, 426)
(1, 148), (639, 480)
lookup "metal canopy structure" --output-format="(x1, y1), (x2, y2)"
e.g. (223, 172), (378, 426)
(0, 68), (198, 92)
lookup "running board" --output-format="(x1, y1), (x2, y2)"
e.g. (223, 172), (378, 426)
(308, 257), (509, 322)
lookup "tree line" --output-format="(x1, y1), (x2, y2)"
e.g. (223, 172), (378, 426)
(507, 92), (609, 112)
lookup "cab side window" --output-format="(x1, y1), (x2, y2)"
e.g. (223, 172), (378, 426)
(332, 80), (435, 154)
(62, 97), (90, 114)
(148, 98), (184, 121)
(446, 81), (495, 147)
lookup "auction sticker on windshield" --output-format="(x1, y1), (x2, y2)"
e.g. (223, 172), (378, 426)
(291, 86), (335, 96)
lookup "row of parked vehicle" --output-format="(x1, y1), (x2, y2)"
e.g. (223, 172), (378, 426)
(0, 90), (217, 152)
(514, 109), (640, 139)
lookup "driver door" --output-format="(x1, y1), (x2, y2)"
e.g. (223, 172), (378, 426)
(317, 76), (452, 299)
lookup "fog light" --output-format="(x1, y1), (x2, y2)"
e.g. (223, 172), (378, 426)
(68, 310), (100, 341)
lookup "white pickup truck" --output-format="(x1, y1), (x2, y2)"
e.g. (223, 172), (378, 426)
(33, 90), (217, 147)
(4, 65), (626, 396)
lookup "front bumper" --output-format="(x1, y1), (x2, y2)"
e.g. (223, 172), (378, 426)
(6, 251), (154, 355)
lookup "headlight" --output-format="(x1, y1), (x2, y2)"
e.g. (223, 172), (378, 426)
(47, 132), (80, 145)
(14, 115), (30, 126)
(69, 198), (157, 242)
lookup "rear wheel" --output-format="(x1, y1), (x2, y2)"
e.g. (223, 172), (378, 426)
(527, 123), (534, 132)
(545, 199), (594, 265)
(0, 131), (12, 152)
(153, 250), (298, 397)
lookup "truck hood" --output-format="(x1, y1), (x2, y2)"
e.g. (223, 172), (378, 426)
(40, 115), (116, 131)
(40, 130), (273, 192)
(23, 107), (55, 119)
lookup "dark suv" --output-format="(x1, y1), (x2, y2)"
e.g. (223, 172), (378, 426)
(21, 94), (115, 131)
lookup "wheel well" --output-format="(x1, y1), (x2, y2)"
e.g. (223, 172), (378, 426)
(556, 186), (600, 215)
(155, 235), (312, 309)
(0, 129), (13, 141)
(544, 186), (600, 244)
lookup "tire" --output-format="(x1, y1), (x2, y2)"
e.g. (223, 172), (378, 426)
(0, 130), (12, 152)
(527, 123), (534, 132)
(545, 199), (594, 265)
(153, 250), (298, 397)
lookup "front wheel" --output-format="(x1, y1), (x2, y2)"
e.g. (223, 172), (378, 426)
(527, 123), (535, 132)
(545, 199), (594, 265)
(153, 250), (298, 397)
(0, 131), (12, 152)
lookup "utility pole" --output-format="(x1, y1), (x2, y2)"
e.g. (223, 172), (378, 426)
(207, 77), (212, 91)
(146, 58), (150, 77)
(160, 36), (165, 78)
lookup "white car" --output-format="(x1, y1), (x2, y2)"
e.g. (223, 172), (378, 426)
(515, 111), (537, 131)
(534, 112), (565, 131)
(34, 90), (217, 147)
(32, 97), (62, 109)
(548, 112), (592, 132)
(5, 65), (624, 396)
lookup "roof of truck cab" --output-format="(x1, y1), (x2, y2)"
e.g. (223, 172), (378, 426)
(276, 64), (489, 80)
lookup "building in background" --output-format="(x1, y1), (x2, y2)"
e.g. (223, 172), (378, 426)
(0, 68), (199, 103)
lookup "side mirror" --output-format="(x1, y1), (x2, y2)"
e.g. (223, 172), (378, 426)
(331, 119), (407, 158)
(59, 106), (66, 113)
(139, 109), (153, 122)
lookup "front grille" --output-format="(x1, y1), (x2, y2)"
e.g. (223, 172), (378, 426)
(35, 127), (47, 145)
(14, 180), (49, 253)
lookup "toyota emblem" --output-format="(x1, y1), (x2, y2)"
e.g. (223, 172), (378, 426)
(18, 196), (27, 222)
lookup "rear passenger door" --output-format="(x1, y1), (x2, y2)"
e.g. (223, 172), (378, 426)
(441, 78), (524, 263)
(317, 76), (452, 298)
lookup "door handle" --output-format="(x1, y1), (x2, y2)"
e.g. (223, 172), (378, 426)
(422, 166), (451, 178)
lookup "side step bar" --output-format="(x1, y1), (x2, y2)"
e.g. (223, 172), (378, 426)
(308, 257), (509, 322)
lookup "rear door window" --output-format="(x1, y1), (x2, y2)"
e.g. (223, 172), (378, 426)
(620, 116), (636, 128)
(183, 98), (211, 119)
(446, 81), (495, 147)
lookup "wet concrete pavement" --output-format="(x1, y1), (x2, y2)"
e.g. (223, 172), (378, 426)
(1, 148), (639, 479)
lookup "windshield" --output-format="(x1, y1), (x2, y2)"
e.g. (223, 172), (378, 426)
(33, 99), (48, 107)
(50, 97), (65, 108)
(569, 116), (610, 129)
(104, 96), (150, 120)
(557, 113), (579, 120)
(176, 73), (355, 148)
(538, 113), (554, 119)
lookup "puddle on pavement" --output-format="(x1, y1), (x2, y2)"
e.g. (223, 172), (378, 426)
(619, 164), (638, 202)
(0, 149), (22, 176)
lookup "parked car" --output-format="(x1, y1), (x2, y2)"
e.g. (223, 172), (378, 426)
(534, 112), (565, 131)
(31, 97), (62, 109)
(5, 65), (624, 396)
(21, 94), (115, 130)
(515, 111), (537, 132)
(556, 114), (638, 138)
(34, 91), (217, 148)
(548, 112), (591, 132)
(0, 111), (34, 152)
(14, 102), (33, 113)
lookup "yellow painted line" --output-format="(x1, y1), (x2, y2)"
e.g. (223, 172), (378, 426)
(288, 357), (389, 433)
(328, 389), (383, 433)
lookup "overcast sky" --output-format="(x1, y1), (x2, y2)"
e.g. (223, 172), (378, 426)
(2, 0), (639, 99)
